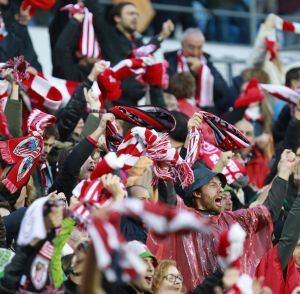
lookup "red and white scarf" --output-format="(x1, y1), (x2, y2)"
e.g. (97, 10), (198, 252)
(265, 15), (300, 61)
(260, 83), (299, 105)
(136, 61), (169, 90)
(177, 51), (214, 108)
(111, 198), (208, 236)
(88, 213), (146, 282)
(0, 109), (55, 193)
(21, 72), (64, 113)
(185, 126), (203, 166)
(29, 241), (54, 291)
(97, 57), (169, 101)
(129, 44), (157, 58)
(0, 56), (29, 83)
(217, 223), (246, 269)
(217, 223), (254, 294)
(61, 3), (101, 59)
(72, 177), (127, 222)
(91, 127), (194, 188)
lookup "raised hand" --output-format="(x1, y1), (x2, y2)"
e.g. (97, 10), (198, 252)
(277, 149), (298, 180)
(88, 60), (107, 81)
(101, 173), (125, 201)
(84, 87), (101, 112)
(159, 19), (175, 40)
(187, 112), (203, 131)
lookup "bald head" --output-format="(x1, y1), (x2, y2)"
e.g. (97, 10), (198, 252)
(181, 28), (205, 59)
(127, 185), (150, 201)
(235, 119), (255, 145)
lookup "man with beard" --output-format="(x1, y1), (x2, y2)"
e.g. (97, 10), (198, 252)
(82, 1), (174, 106)
(148, 150), (298, 291)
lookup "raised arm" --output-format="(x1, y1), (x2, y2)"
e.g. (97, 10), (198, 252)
(53, 17), (85, 81)
(56, 61), (106, 141)
(263, 150), (297, 222)
(50, 114), (115, 202)
(277, 195), (300, 271)
(4, 82), (22, 138)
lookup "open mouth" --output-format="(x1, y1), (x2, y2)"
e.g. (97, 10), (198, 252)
(214, 197), (223, 207)
(145, 276), (153, 285)
(88, 166), (95, 172)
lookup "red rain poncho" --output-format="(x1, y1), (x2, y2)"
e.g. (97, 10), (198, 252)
(147, 198), (273, 290)
(256, 245), (300, 294)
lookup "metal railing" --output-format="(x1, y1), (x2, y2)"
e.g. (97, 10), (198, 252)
(99, 0), (300, 45)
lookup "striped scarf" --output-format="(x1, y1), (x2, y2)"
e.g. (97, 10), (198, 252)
(265, 15), (300, 61)
(61, 3), (101, 59)
(177, 50), (214, 108)
(91, 127), (194, 188)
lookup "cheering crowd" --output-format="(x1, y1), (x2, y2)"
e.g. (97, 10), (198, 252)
(0, 0), (300, 293)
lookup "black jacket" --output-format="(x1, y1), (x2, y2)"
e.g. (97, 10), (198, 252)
(53, 18), (92, 81)
(83, 0), (162, 106)
(0, 216), (6, 248)
(120, 216), (147, 244)
(272, 104), (292, 146)
(0, 21), (42, 71)
(49, 0), (76, 62)
(0, 231), (56, 293)
(266, 116), (300, 184)
(56, 78), (93, 142)
(164, 50), (231, 114)
(49, 137), (96, 203)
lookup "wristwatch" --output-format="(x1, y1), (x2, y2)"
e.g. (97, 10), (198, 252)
(90, 109), (100, 113)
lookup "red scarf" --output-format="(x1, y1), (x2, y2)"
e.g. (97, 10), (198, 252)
(0, 109), (55, 193)
(177, 51), (214, 108)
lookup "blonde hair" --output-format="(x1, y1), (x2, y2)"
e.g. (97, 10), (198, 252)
(152, 260), (181, 293)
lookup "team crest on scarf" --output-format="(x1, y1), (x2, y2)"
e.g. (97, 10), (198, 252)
(13, 137), (41, 158)
(17, 157), (34, 182)
(30, 256), (49, 290)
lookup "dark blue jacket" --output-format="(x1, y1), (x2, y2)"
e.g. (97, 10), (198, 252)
(164, 50), (231, 114)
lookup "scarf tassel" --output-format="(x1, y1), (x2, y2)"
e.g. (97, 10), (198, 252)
(2, 178), (18, 193)
(174, 162), (194, 188)
(0, 141), (14, 164)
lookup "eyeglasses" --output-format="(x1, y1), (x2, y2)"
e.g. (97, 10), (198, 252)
(163, 274), (183, 284)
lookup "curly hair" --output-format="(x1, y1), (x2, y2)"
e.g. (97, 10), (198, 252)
(152, 260), (181, 293)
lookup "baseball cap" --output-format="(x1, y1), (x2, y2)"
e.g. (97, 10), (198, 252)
(189, 166), (226, 193)
(126, 240), (158, 267)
